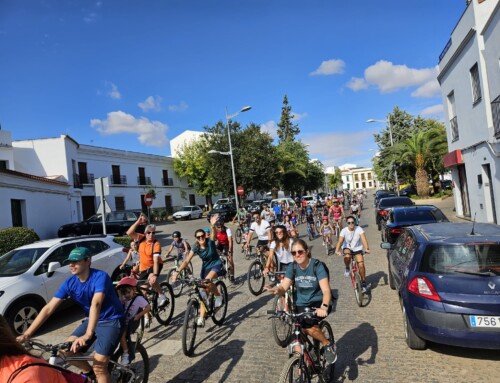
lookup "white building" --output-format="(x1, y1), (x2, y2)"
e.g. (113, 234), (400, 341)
(169, 130), (205, 158)
(1, 131), (206, 238)
(438, 0), (500, 223)
(339, 164), (378, 191)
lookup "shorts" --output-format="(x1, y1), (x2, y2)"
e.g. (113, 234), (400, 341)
(216, 243), (230, 254)
(296, 304), (332, 329)
(71, 318), (124, 356)
(279, 262), (291, 272)
(256, 240), (269, 249)
(138, 263), (163, 280)
(343, 249), (364, 256)
(200, 262), (224, 279)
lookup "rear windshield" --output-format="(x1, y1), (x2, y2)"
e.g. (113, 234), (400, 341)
(394, 209), (447, 224)
(420, 244), (500, 275)
(380, 198), (412, 207)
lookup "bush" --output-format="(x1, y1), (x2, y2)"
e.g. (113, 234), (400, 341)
(114, 236), (132, 249)
(0, 227), (40, 255)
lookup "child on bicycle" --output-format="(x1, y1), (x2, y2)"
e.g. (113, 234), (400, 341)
(116, 277), (151, 365)
(120, 241), (140, 277)
(319, 216), (334, 248)
(165, 231), (191, 262)
(241, 227), (250, 253)
(305, 209), (316, 238)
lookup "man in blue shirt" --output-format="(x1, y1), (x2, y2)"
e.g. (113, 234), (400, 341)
(17, 247), (124, 383)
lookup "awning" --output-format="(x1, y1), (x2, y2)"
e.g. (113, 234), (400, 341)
(443, 149), (463, 168)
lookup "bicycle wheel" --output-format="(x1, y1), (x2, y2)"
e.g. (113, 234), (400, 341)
(182, 299), (198, 356)
(111, 343), (150, 383)
(235, 228), (242, 244)
(319, 321), (336, 382)
(325, 240), (330, 256)
(353, 272), (364, 307)
(212, 280), (228, 325)
(308, 227), (313, 241)
(155, 282), (175, 325)
(247, 260), (265, 296)
(271, 294), (293, 347)
(278, 355), (311, 383)
(315, 220), (321, 234)
(168, 268), (184, 298)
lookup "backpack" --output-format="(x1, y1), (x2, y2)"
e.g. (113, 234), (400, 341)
(291, 259), (331, 309)
(8, 362), (89, 383)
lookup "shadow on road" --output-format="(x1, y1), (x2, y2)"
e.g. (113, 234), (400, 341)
(365, 271), (388, 291)
(335, 322), (378, 382)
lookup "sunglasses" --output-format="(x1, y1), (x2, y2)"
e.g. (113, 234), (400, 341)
(195, 235), (205, 240)
(347, 221), (355, 224)
(291, 249), (306, 256)
(275, 230), (284, 234)
(146, 231), (155, 234)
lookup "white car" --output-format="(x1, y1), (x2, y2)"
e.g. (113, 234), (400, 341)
(301, 195), (316, 207)
(0, 235), (128, 334)
(172, 205), (203, 220)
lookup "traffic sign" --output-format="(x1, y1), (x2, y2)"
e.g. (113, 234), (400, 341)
(144, 193), (154, 207)
(237, 186), (245, 196)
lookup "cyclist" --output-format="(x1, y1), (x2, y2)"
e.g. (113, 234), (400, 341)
(329, 198), (345, 232)
(215, 220), (235, 282)
(245, 211), (272, 257)
(17, 247), (124, 383)
(127, 220), (168, 308)
(319, 216), (334, 248)
(260, 205), (275, 222)
(335, 215), (371, 293)
(171, 214), (224, 327)
(165, 231), (191, 261)
(305, 209), (316, 238)
(266, 239), (336, 365)
(349, 199), (361, 224)
(263, 224), (293, 276)
(119, 240), (140, 277)
(232, 205), (249, 227)
(272, 202), (283, 223)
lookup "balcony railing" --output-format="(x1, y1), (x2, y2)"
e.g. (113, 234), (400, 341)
(80, 173), (95, 185)
(73, 173), (82, 189)
(450, 116), (459, 142)
(137, 176), (151, 186)
(162, 177), (174, 186)
(492, 95), (500, 137)
(110, 175), (127, 185)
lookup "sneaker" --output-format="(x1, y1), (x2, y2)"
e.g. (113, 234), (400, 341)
(120, 352), (130, 365)
(229, 275), (235, 283)
(343, 269), (350, 277)
(362, 283), (368, 294)
(196, 316), (205, 327)
(323, 343), (337, 365)
(214, 296), (223, 308)
(144, 316), (151, 328)
(158, 294), (168, 307)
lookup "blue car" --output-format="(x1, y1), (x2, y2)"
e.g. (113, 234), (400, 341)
(382, 222), (500, 350)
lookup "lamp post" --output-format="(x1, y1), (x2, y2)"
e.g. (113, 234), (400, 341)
(208, 105), (252, 222)
(367, 118), (400, 196)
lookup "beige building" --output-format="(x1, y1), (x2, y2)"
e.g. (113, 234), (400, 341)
(341, 166), (378, 190)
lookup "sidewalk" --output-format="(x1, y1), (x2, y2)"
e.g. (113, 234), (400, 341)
(413, 195), (464, 222)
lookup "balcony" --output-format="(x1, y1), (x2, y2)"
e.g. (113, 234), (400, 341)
(110, 175), (127, 185)
(162, 177), (174, 186)
(80, 173), (94, 185)
(450, 116), (459, 142)
(73, 173), (82, 189)
(137, 176), (151, 186)
(492, 95), (500, 137)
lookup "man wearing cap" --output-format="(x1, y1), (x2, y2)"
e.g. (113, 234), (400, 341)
(17, 247), (125, 383)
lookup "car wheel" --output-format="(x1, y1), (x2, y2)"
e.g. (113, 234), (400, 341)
(402, 305), (426, 350)
(6, 299), (43, 335)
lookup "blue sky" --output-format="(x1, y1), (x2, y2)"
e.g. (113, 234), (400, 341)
(0, 0), (465, 168)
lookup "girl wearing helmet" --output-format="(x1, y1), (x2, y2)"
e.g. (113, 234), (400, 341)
(319, 216), (334, 249)
(165, 231), (191, 261)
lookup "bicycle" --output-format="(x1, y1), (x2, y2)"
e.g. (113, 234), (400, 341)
(25, 336), (149, 383)
(323, 234), (333, 256)
(247, 246), (277, 296)
(218, 247), (230, 280)
(180, 277), (228, 356)
(136, 278), (175, 326)
(333, 220), (341, 238)
(167, 255), (194, 297)
(306, 223), (315, 241)
(268, 271), (294, 347)
(349, 254), (367, 307)
(268, 309), (335, 383)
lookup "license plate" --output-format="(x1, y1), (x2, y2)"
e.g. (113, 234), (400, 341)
(470, 315), (500, 328)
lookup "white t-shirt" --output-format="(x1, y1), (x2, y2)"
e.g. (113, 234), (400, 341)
(339, 226), (365, 252)
(269, 240), (293, 264)
(250, 220), (270, 240)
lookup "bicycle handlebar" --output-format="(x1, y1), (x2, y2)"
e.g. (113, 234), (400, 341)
(266, 309), (317, 319)
(25, 339), (73, 353)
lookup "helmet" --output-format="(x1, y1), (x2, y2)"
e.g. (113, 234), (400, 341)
(323, 216), (329, 221)
(306, 209), (312, 213)
(172, 231), (181, 238)
(116, 276), (137, 288)
(243, 227), (249, 232)
(203, 227), (211, 233)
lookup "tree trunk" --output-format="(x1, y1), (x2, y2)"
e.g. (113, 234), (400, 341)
(415, 169), (429, 197)
(272, 187), (278, 199)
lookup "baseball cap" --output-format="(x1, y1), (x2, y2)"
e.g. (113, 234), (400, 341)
(66, 247), (90, 262)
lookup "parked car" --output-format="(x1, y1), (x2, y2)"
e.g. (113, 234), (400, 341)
(381, 222), (500, 350)
(375, 196), (414, 230)
(399, 185), (417, 197)
(0, 235), (128, 334)
(57, 211), (145, 237)
(246, 200), (266, 214)
(207, 203), (237, 222)
(301, 195), (316, 207)
(374, 190), (397, 206)
(172, 205), (203, 220)
(441, 180), (453, 190)
(271, 197), (296, 210)
(381, 205), (449, 243)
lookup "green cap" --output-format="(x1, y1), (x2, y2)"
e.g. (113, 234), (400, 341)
(66, 247), (90, 262)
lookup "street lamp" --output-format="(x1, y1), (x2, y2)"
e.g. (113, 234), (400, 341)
(367, 118), (400, 196)
(209, 105), (252, 222)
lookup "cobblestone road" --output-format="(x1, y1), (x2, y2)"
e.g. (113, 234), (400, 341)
(38, 195), (500, 382)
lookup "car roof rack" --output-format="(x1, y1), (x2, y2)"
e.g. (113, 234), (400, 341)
(60, 234), (108, 243)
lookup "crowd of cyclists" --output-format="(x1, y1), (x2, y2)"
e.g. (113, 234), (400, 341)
(6, 189), (371, 383)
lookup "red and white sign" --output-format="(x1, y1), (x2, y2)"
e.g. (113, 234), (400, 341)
(144, 193), (154, 207)
(237, 186), (245, 196)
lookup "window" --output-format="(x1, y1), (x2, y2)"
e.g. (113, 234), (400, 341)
(447, 91), (458, 142)
(492, 95), (500, 136)
(354, 174), (359, 181)
(470, 63), (482, 104)
(76, 240), (110, 257)
(115, 196), (125, 211)
(0, 160), (8, 170)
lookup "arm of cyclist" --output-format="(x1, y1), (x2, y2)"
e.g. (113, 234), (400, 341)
(265, 277), (292, 295)
(315, 277), (331, 318)
(209, 214), (218, 241)
(133, 303), (151, 322)
(70, 292), (105, 353)
(335, 235), (345, 256)
(165, 243), (174, 257)
(171, 249), (195, 282)
(126, 214), (145, 242)
(361, 233), (370, 254)
(16, 297), (63, 343)
(263, 247), (275, 276)
(120, 250), (133, 269)
(147, 243), (161, 286)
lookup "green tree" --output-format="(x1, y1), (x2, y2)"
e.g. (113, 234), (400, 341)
(304, 160), (325, 194)
(327, 168), (343, 190)
(277, 95), (300, 143)
(276, 140), (309, 196)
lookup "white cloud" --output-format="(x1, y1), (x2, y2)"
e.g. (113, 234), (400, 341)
(168, 101), (188, 112)
(106, 81), (121, 99)
(346, 77), (369, 91)
(292, 112), (308, 121)
(260, 120), (278, 138)
(420, 104), (444, 116)
(310, 59), (345, 76)
(90, 111), (168, 147)
(411, 79), (441, 98)
(138, 96), (163, 112)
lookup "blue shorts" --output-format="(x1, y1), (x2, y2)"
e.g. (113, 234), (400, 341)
(71, 318), (124, 356)
(200, 263), (224, 279)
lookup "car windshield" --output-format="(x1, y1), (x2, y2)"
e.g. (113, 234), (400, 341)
(181, 207), (192, 211)
(380, 198), (412, 207)
(421, 244), (500, 275)
(0, 247), (50, 276)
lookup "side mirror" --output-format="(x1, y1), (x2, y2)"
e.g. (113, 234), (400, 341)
(380, 242), (393, 250)
(47, 262), (61, 277)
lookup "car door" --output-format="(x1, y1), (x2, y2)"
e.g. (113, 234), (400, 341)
(39, 243), (77, 299)
(392, 231), (416, 290)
